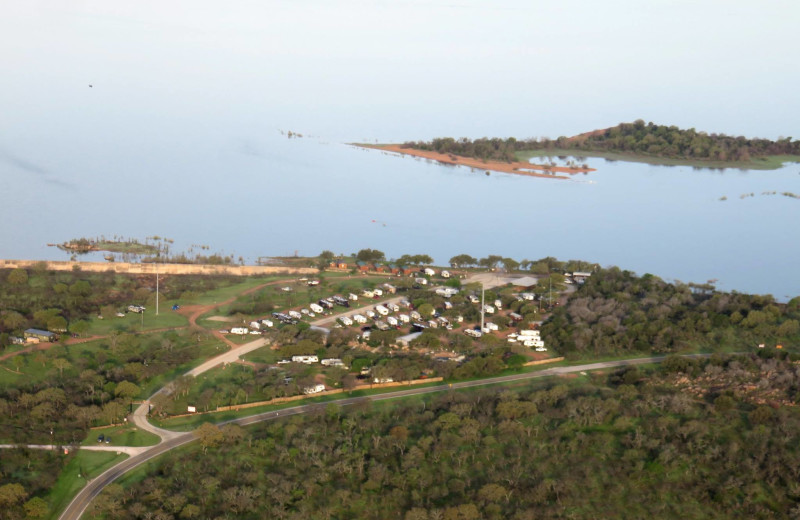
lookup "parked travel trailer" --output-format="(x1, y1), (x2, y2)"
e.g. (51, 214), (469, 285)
(292, 355), (319, 364)
(519, 330), (540, 337)
(352, 314), (367, 324)
(521, 293), (535, 301)
(387, 316), (399, 327)
(249, 321), (261, 330)
(482, 305), (495, 314)
(382, 283), (397, 294)
(468, 295), (480, 303)
(398, 313), (410, 323)
(303, 384), (326, 394)
(338, 316), (353, 326)
(321, 358), (345, 367)
(374, 320), (390, 331)
(484, 322), (498, 331)
(310, 303), (324, 314)
(508, 312), (523, 322)
(464, 328), (482, 338)
(410, 310), (422, 320)
(387, 302), (400, 312)
(415, 277), (428, 285)
(231, 327), (248, 335)
(424, 268), (436, 276)
(441, 270), (451, 278)
(366, 310), (376, 319)
(373, 288), (383, 297)
(261, 319), (274, 328)
(375, 305), (389, 316)
(494, 299), (503, 309)
(288, 310), (303, 320)
(444, 301), (453, 310)
(362, 290), (375, 298)
(349, 293), (359, 301)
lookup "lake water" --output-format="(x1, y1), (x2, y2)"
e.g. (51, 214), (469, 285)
(2, 130), (799, 300)
(2, 2), (800, 300)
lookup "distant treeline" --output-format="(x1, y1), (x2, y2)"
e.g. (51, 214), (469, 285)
(403, 120), (800, 163)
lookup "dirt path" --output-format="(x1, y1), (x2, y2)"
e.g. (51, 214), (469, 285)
(177, 280), (283, 348)
(357, 144), (595, 178)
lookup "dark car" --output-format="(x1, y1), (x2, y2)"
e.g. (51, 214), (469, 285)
(104, 436), (111, 444)
(97, 434), (105, 443)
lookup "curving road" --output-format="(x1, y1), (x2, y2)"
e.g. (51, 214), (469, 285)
(59, 353), (710, 520)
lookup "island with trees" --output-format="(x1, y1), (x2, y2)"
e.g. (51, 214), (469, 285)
(365, 120), (800, 174)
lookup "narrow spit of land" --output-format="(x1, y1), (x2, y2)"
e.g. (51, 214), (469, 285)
(355, 144), (594, 178)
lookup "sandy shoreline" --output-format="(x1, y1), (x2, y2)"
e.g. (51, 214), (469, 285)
(356, 144), (595, 179)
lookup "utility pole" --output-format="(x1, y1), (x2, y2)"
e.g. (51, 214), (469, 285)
(480, 283), (485, 333)
(156, 263), (159, 316)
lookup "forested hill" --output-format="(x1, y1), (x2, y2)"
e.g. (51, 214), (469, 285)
(403, 120), (800, 164)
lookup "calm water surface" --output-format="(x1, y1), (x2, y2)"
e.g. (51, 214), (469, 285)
(2, 2), (800, 300)
(2, 132), (799, 300)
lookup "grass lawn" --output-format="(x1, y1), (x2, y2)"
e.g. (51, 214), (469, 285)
(516, 149), (800, 171)
(241, 345), (279, 364)
(45, 450), (128, 520)
(85, 307), (188, 335)
(80, 425), (159, 447)
(181, 276), (286, 305)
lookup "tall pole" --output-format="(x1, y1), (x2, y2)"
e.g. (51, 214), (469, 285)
(480, 283), (485, 333)
(156, 263), (159, 316)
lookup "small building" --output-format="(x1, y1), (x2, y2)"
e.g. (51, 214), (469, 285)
(303, 384), (326, 395)
(24, 328), (57, 343)
(357, 261), (372, 273)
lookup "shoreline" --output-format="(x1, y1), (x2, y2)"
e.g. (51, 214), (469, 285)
(0, 259), (318, 276)
(516, 148), (800, 171)
(354, 144), (595, 179)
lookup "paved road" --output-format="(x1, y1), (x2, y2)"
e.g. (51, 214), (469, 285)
(60, 353), (710, 520)
(130, 337), (270, 441)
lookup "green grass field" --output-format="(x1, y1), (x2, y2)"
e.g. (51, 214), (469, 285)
(516, 149), (800, 171)
(80, 425), (159, 447)
(84, 306), (189, 335)
(45, 450), (128, 520)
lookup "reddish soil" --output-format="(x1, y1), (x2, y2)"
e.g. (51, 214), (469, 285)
(360, 144), (595, 178)
(177, 280), (282, 348)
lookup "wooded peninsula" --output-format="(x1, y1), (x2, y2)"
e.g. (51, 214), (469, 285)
(403, 120), (800, 169)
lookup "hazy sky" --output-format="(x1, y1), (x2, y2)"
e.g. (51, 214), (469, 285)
(2, 0), (799, 145)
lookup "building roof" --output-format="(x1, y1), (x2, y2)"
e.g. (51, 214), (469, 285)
(25, 328), (55, 337)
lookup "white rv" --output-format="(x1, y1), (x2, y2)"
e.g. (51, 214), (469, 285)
(230, 327), (248, 335)
(292, 355), (319, 364)
(309, 303), (324, 314)
(375, 305), (389, 316)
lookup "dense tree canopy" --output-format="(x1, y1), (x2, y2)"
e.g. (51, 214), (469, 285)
(404, 120), (800, 164)
(91, 355), (800, 519)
